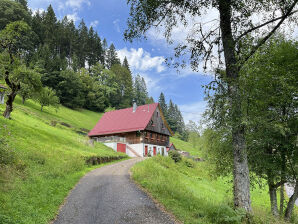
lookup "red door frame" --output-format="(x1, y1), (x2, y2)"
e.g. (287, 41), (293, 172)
(117, 143), (126, 153)
(153, 146), (156, 156)
(144, 145), (148, 156)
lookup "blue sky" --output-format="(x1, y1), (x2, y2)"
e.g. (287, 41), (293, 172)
(28, 0), (214, 123)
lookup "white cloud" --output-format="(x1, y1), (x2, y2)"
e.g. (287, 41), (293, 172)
(179, 101), (207, 124)
(65, 0), (91, 10)
(113, 19), (120, 33)
(90, 20), (99, 27)
(139, 73), (162, 94)
(117, 48), (166, 73)
(31, 8), (45, 15)
(66, 12), (80, 22)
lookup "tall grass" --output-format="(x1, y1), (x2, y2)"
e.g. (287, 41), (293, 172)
(132, 156), (297, 224)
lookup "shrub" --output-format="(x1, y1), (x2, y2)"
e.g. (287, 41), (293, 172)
(169, 150), (182, 163)
(184, 158), (196, 168)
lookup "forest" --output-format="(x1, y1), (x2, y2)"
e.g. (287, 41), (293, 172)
(0, 0), (187, 138)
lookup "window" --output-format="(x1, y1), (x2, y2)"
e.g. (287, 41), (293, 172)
(136, 131), (141, 137)
(157, 112), (159, 117)
(150, 120), (153, 125)
(150, 132), (153, 139)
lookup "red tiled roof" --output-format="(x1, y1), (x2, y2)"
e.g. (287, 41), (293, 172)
(88, 103), (159, 137)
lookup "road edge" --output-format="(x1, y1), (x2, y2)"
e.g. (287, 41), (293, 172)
(129, 160), (182, 224)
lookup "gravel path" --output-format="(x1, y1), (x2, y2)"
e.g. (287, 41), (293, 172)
(53, 158), (176, 224)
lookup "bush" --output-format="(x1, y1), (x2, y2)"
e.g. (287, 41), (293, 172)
(184, 158), (196, 168)
(169, 150), (182, 163)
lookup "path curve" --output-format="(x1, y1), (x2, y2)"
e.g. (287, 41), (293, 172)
(53, 158), (175, 224)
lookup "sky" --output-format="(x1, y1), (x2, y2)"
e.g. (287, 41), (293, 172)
(27, 0), (215, 124)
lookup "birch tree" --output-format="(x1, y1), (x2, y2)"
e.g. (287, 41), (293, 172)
(124, 0), (298, 212)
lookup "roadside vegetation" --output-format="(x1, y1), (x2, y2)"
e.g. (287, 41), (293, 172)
(0, 97), (127, 224)
(132, 156), (297, 224)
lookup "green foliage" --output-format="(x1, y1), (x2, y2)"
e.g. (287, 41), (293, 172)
(0, 0), (31, 30)
(36, 87), (59, 111)
(168, 150), (182, 163)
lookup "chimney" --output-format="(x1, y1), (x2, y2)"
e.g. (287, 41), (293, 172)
(133, 101), (137, 113)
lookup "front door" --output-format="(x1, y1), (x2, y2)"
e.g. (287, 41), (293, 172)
(117, 143), (126, 153)
(153, 146), (156, 156)
(144, 145), (148, 156)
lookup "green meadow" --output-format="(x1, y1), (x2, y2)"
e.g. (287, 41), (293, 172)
(132, 152), (298, 224)
(0, 97), (127, 224)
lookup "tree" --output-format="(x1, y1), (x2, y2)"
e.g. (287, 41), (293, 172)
(90, 63), (118, 108)
(57, 69), (85, 108)
(111, 63), (133, 108)
(0, 0), (31, 30)
(37, 86), (59, 111)
(78, 68), (105, 112)
(0, 21), (38, 118)
(133, 74), (148, 106)
(241, 38), (298, 219)
(158, 92), (168, 120)
(124, 0), (298, 212)
(106, 43), (120, 69)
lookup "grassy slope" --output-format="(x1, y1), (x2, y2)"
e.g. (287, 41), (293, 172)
(132, 156), (297, 223)
(0, 97), (126, 224)
(170, 137), (202, 157)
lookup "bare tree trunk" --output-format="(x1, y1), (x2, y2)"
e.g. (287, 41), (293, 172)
(219, 0), (252, 212)
(22, 96), (25, 105)
(280, 184), (285, 215)
(3, 91), (17, 119)
(280, 149), (286, 215)
(285, 180), (298, 220)
(268, 178), (279, 216)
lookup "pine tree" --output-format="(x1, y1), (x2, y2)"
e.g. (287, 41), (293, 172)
(158, 92), (168, 120)
(133, 74), (148, 106)
(106, 43), (120, 69)
(77, 19), (89, 68)
(43, 5), (57, 52)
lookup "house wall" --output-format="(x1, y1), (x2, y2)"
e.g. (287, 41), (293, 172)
(103, 142), (167, 158)
(127, 143), (144, 157)
(144, 144), (167, 157)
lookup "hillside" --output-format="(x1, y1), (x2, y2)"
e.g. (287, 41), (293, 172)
(0, 98), (127, 224)
(170, 137), (202, 157)
(132, 154), (298, 224)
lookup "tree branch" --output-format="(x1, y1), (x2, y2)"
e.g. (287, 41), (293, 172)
(242, 0), (298, 64)
(235, 10), (298, 42)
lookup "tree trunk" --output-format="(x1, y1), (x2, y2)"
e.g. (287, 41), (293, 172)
(22, 96), (25, 105)
(280, 149), (286, 215)
(3, 91), (17, 119)
(268, 182), (279, 216)
(280, 184), (284, 215)
(232, 123), (251, 212)
(285, 180), (298, 220)
(219, 1), (252, 212)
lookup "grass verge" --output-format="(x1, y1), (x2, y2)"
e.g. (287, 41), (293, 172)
(131, 156), (297, 224)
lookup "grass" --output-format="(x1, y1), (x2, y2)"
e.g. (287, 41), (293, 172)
(131, 156), (298, 224)
(0, 97), (127, 224)
(170, 137), (203, 157)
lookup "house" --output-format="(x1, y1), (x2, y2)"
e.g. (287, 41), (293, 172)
(0, 84), (7, 104)
(88, 102), (173, 157)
